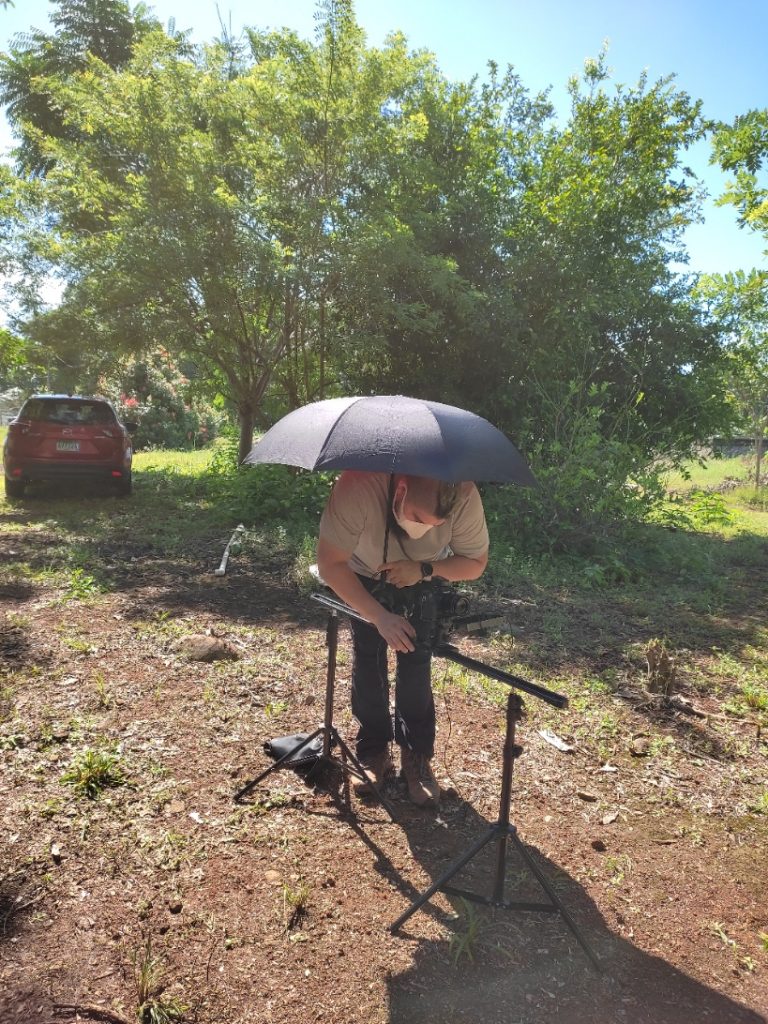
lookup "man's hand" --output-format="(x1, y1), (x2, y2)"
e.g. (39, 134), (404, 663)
(372, 608), (417, 653)
(377, 560), (422, 588)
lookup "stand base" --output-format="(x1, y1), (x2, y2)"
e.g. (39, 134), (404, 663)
(390, 823), (601, 972)
(234, 724), (398, 822)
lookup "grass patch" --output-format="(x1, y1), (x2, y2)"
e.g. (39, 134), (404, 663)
(662, 454), (751, 492)
(61, 746), (127, 798)
(132, 937), (187, 1024)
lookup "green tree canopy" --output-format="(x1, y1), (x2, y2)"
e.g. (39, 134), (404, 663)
(696, 270), (768, 486)
(1, 4), (734, 506)
(712, 108), (768, 241)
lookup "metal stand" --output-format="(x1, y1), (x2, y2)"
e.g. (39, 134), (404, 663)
(390, 690), (601, 972)
(234, 607), (397, 822)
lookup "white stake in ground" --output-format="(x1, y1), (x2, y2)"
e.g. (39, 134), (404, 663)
(214, 524), (246, 576)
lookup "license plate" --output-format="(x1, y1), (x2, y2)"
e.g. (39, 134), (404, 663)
(56, 440), (80, 452)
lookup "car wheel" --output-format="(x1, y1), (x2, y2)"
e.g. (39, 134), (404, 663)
(114, 471), (132, 497)
(4, 476), (26, 498)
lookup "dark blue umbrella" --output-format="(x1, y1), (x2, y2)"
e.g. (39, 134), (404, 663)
(243, 395), (536, 485)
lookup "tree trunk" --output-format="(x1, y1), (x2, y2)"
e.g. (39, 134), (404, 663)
(238, 405), (256, 465)
(756, 430), (764, 489)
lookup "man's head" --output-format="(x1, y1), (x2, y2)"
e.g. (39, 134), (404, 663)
(393, 475), (461, 528)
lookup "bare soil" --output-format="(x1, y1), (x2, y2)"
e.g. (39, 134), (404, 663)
(1, 496), (767, 1024)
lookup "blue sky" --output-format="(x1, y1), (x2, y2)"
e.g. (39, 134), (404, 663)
(2, 0), (767, 276)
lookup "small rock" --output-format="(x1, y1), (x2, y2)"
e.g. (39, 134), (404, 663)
(576, 790), (599, 802)
(591, 839), (607, 852)
(50, 842), (62, 864)
(168, 800), (185, 814)
(602, 811), (619, 825)
(171, 635), (240, 663)
(265, 870), (282, 885)
(630, 737), (650, 757)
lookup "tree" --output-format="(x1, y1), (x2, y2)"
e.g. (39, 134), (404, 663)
(485, 55), (731, 461)
(0, 0), (159, 175)
(11, 4), (484, 460)
(712, 109), (768, 241)
(696, 271), (768, 487)
(709, 110), (768, 486)
(4, 9), (733, 487)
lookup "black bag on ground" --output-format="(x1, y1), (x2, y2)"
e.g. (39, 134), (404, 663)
(263, 732), (328, 775)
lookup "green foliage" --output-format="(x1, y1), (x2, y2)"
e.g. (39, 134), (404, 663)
(0, 0), (160, 175)
(648, 490), (736, 532)
(63, 567), (101, 601)
(0, 6), (752, 540)
(61, 746), (126, 798)
(2, 9), (732, 489)
(484, 394), (668, 556)
(0, 328), (29, 390)
(687, 491), (737, 529)
(133, 937), (187, 1024)
(99, 353), (223, 449)
(448, 899), (485, 964)
(712, 109), (768, 238)
(207, 462), (334, 537)
(695, 271), (768, 487)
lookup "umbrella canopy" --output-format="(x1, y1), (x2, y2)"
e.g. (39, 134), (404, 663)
(243, 395), (536, 485)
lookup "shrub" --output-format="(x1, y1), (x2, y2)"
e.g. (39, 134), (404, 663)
(485, 403), (666, 557)
(100, 354), (224, 449)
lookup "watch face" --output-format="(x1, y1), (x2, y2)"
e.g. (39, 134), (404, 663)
(421, 562), (433, 578)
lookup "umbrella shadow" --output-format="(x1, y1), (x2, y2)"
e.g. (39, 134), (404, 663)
(385, 792), (767, 1024)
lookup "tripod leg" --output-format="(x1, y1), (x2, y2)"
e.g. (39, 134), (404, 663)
(390, 826), (498, 932)
(511, 831), (602, 972)
(234, 727), (324, 802)
(334, 730), (398, 823)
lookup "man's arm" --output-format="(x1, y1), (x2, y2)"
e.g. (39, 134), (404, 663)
(316, 536), (417, 653)
(378, 550), (488, 588)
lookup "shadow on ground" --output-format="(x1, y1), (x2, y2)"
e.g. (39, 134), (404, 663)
(384, 793), (765, 1024)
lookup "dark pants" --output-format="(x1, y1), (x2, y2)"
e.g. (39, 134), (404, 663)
(349, 616), (435, 762)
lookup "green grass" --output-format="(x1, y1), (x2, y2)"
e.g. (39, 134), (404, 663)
(61, 747), (127, 798)
(662, 454), (753, 492)
(133, 446), (215, 474)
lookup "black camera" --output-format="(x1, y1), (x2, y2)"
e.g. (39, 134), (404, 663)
(366, 577), (483, 650)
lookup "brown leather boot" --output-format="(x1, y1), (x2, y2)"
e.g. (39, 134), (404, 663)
(400, 748), (440, 808)
(353, 748), (395, 796)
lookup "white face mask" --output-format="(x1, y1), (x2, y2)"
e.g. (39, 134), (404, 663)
(393, 490), (434, 539)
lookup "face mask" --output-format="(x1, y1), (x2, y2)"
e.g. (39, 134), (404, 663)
(393, 490), (434, 539)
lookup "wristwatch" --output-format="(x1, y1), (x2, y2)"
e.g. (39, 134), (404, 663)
(420, 562), (433, 581)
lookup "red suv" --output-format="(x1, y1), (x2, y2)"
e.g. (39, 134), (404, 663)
(3, 395), (135, 498)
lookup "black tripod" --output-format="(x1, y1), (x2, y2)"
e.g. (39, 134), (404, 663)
(390, 645), (602, 972)
(234, 594), (397, 821)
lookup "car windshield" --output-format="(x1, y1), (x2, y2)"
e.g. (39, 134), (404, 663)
(21, 399), (117, 425)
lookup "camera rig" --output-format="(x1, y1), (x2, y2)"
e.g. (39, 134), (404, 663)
(367, 576), (501, 649)
(236, 579), (598, 969)
(318, 578), (568, 710)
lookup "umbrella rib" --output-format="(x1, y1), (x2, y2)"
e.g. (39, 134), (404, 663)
(314, 397), (364, 468)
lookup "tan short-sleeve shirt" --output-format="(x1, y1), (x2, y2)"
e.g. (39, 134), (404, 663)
(319, 471), (489, 578)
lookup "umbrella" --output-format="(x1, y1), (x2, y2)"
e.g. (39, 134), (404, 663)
(243, 395), (536, 485)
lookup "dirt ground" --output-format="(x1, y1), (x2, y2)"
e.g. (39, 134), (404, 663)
(1, 493), (767, 1024)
